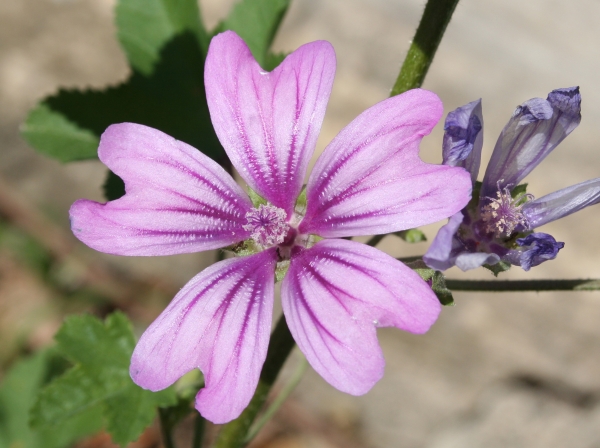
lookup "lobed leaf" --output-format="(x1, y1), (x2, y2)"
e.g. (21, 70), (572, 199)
(116, 0), (209, 74)
(216, 0), (291, 68)
(32, 312), (177, 447)
(21, 33), (226, 170)
(0, 350), (102, 448)
(20, 104), (99, 162)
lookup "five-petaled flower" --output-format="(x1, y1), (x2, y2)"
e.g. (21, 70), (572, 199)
(69, 31), (471, 423)
(424, 87), (600, 272)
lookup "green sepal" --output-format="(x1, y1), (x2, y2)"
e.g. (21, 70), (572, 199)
(275, 260), (290, 283)
(31, 312), (177, 447)
(511, 183), (528, 199)
(483, 260), (511, 277)
(228, 239), (260, 257)
(394, 228), (427, 243)
(294, 185), (307, 214)
(248, 187), (268, 208)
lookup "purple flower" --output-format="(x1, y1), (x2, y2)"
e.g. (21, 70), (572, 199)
(69, 31), (471, 423)
(424, 87), (600, 272)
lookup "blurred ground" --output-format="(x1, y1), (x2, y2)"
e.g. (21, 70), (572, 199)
(2, 0), (600, 447)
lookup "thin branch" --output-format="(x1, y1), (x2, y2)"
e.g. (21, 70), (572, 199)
(446, 279), (600, 292)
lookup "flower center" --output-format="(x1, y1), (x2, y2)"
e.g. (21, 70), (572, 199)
(480, 186), (531, 238)
(243, 204), (290, 248)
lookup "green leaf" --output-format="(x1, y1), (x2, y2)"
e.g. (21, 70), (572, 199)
(21, 33), (227, 168)
(403, 260), (453, 306)
(217, 0), (291, 68)
(263, 51), (288, 71)
(404, 259), (435, 281)
(395, 229), (427, 244)
(31, 312), (177, 447)
(116, 0), (209, 74)
(0, 350), (102, 448)
(20, 104), (99, 162)
(431, 271), (454, 306)
(103, 170), (126, 201)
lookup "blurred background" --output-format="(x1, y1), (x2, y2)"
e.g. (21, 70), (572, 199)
(2, 0), (600, 447)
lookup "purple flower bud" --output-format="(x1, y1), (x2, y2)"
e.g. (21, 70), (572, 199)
(513, 233), (564, 271)
(442, 99), (483, 182)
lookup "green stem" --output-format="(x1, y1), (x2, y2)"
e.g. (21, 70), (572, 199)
(158, 407), (178, 448)
(446, 279), (600, 292)
(214, 315), (296, 448)
(192, 413), (206, 448)
(366, 234), (386, 247)
(391, 0), (460, 96)
(244, 357), (309, 443)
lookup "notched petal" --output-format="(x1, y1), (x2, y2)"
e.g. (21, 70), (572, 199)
(300, 89), (472, 237)
(282, 239), (440, 395)
(70, 123), (253, 256)
(205, 31), (336, 215)
(130, 250), (277, 423)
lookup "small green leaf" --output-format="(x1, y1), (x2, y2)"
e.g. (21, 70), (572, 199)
(395, 229), (427, 243)
(0, 350), (102, 448)
(217, 0), (291, 68)
(484, 260), (511, 277)
(32, 312), (177, 447)
(116, 0), (209, 74)
(403, 259), (435, 281)
(20, 104), (99, 162)
(400, 260), (453, 305)
(431, 271), (454, 306)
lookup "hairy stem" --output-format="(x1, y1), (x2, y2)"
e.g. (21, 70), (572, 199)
(391, 0), (460, 96)
(446, 279), (600, 292)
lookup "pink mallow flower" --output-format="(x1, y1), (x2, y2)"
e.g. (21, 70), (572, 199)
(69, 31), (471, 423)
